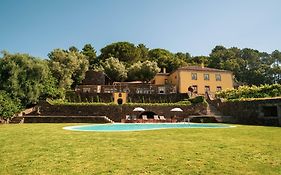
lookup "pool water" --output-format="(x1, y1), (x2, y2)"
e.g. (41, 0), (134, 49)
(63, 123), (233, 132)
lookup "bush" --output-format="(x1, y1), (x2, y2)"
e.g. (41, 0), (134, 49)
(0, 91), (21, 120)
(216, 84), (281, 100)
(188, 96), (205, 104)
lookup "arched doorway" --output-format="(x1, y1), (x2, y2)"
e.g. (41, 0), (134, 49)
(117, 98), (123, 105)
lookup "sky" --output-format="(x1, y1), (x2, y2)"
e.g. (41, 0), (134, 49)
(0, 0), (281, 58)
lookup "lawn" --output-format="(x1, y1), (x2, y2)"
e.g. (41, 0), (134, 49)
(0, 124), (280, 175)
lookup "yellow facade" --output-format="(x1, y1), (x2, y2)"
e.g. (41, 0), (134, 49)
(152, 66), (234, 94)
(177, 70), (233, 94)
(113, 92), (127, 104)
(153, 73), (169, 85)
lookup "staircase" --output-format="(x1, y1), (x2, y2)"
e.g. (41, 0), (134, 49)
(9, 117), (24, 124)
(104, 116), (114, 123)
(8, 107), (37, 124)
(206, 103), (223, 122)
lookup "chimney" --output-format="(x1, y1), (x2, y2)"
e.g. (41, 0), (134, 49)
(163, 68), (166, 74)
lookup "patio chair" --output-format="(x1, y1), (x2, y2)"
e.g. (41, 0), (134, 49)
(154, 115), (159, 120)
(159, 116), (166, 120)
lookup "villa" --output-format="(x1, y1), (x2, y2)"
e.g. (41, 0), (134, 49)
(75, 66), (234, 103)
(152, 66), (234, 95)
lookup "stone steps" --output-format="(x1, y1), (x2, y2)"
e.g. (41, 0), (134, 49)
(9, 117), (24, 124)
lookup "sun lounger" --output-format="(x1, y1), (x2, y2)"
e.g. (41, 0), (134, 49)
(142, 115), (148, 120)
(159, 116), (166, 120)
(154, 115), (159, 120)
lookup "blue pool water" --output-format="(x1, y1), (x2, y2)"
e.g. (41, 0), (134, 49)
(63, 123), (233, 132)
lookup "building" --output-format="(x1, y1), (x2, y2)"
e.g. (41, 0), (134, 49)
(76, 70), (176, 94)
(151, 66), (234, 95)
(75, 66), (233, 104)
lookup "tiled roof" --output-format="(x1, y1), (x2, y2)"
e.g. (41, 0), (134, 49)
(177, 66), (231, 73)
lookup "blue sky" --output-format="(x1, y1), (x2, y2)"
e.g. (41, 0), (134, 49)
(0, 0), (281, 58)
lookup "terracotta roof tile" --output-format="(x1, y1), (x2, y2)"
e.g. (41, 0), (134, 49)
(177, 66), (231, 73)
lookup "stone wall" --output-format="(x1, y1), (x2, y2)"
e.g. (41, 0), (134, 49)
(29, 101), (207, 122)
(212, 98), (281, 126)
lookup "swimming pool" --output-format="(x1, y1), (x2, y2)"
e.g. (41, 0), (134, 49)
(63, 123), (234, 132)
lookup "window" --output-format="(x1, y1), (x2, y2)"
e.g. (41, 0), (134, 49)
(215, 74), (221, 81)
(204, 74), (210, 80)
(216, 86), (222, 91)
(191, 73), (197, 80)
(205, 86), (210, 92)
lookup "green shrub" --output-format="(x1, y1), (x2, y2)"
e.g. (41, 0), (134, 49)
(0, 91), (21, 120)
(188, 96), (205, 104)
(216, 84), (281, 100)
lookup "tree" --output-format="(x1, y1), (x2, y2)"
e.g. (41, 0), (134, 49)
(48, 48), (89, 89)
(128, 60), (160, 82)
(81, 44), (98, 69)
(0, 52), (59, 106)
(189, 56), (209, 65)
(102, 57), (127, 82)
(99, 42), (141, 64)
(148, 49), (187, 73)
(69, 46), (79, 53)
(175, 52), (192, 63)
(0, 91), (21, 120)
(137, 44), (149, 61)
(271, 50), (281, 83)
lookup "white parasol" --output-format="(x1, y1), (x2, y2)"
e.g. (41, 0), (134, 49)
(170, 108), (183, 112)
(133, 107), (145, 112)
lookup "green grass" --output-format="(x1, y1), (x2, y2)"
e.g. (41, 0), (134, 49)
(0, 124), (280, 175)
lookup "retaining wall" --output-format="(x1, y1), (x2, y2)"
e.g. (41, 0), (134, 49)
(212, 98), (281, 126)
(29, 101), (207, 122)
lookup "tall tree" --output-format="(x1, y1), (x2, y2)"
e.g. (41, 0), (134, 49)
(148, 49), (187, 73)
(137, 44), (149, 61)
(48, 48), (89, 89)
(175, 52), (192, 63)
(81, 43), (98, 69)
(102, 57), (127, 82)
(0, 52), (59, 106)
(127, 60), (160, 82)
(99, 42), (141, 64)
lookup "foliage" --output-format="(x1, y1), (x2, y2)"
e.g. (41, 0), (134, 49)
(48, 48), (89, 89)
(127, 60), (160, 82)
(148, 48), (187, 73)
(102, 57), (127, 82)
(81, 43), (98, 69)
(48, 99), (195, 106)
(0, 52), (60, 106)
(99, 41), (142, 64)
(48, 99), (117, 106)
(0, 91), (21, 119)
(188, 96), (205, 104)
(208, 46), (281, 85)
(216, 84), (281, 100)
